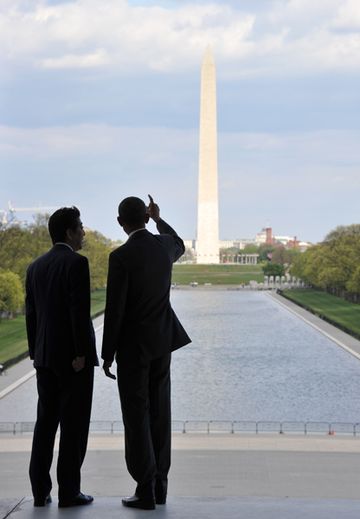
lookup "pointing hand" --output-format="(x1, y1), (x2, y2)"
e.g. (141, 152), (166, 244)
(147, 194), (160, 223)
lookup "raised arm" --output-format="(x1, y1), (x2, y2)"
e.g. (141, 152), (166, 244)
(147, 194), (185, 262)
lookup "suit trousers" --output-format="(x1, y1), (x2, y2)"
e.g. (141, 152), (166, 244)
(29, 365), (94, 500)
(117, 351), (171, 497)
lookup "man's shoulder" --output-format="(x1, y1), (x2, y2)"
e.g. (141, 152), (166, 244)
(109, 243), (128, 263)
(27, 248), (53, 270)
(110, 242), (127, 256)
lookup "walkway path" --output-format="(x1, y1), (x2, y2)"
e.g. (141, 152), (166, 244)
(2, 434), (360, 518)
(268, 291), (360, 360)
(3, 297), (360, 517)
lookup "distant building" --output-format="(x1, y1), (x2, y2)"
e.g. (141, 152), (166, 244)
(185, 228), (311, 260)
(255, 227), (274, 245)
(219, 239), (255, 250)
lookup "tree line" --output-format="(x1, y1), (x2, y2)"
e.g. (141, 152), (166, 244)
(291, 224), (360, 301)
(220, 243), (301, 278)
(0, 216), (118, 318)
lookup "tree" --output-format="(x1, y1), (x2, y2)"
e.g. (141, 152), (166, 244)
(242, 244), (259, 254)
(0, 270), (24, 318)
(290, 224), (360, 298)
(258, 244), (275, 262)
(325, 224), (360, 242)
(346, 266), (360, 295)
(0, 225), (32, 284)
(262, 263), (285, 277)
(81, 230), (117, 290)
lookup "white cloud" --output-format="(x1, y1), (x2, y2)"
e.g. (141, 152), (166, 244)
(332, 0), (360, 31)
(1, 123), (359, 242)
(0, 124), (196, 159)
(1, 0), (360, 77)
(41, 49), (110, 69)
(2, 124), (360, 178)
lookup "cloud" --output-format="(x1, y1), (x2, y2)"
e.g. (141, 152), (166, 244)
(0, 124), (197, 162)
(1, 122), (359, 241)
(1, 0), (360, 78)
(41, 49), (110, 69)
(332, 0), (360, 31)
(2, 123), (360, 167)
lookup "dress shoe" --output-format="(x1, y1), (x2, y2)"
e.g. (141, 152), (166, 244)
(33, 494), (52, 507)
(122, 494), (155, 510)
(58, 492), (94, 508)
(155, 480), (167, 505)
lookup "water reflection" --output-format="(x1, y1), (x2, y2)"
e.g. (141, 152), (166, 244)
(1, 291), (360, 422)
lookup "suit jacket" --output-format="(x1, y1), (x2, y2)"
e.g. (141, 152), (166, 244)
(25, 244), (98, 370)
(101, 219), (191, 362)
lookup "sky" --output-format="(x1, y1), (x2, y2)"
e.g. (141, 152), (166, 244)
(1, 0), (359, 243)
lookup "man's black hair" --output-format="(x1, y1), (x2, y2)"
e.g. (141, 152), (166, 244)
(48, 206), (81, 244)
(118, 197), (146, 226)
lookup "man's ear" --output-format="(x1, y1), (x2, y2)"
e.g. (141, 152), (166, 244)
(65, 228), (72, 241)
(117, 216), (123, 227)
(145, 214), (150, 224)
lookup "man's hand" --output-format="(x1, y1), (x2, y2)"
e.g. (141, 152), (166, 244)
(103, 360), (116, 380)
(147, 194), (160, 223)
(72, 356), (85, 372)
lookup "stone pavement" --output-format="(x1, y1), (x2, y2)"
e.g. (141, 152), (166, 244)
(4, 495), (360, 519)
(268, 291), (360, 359)
(3, 303), (360, 517)
(2, 434), (360, 518)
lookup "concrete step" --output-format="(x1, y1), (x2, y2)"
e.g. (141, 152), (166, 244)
(5, 495), (360, 519)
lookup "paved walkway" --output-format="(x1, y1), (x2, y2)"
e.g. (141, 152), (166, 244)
(4, 495), (360, 519)
(3, 299), (360, 517)
(268, 291), (360, 359)
(2, 434), (360, 518)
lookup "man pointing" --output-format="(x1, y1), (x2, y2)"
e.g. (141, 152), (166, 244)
(102, 195), (191, 510)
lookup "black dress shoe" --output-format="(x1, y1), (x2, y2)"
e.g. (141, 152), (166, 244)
(58, 492), (94, 508)
(122, 494), (155, 510)
(33, 494), (52, 507)
(155, 480), (167, 505)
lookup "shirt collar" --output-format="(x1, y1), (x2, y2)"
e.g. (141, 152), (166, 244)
(54, 242), (74, 252)
(128, 228), (146, 239)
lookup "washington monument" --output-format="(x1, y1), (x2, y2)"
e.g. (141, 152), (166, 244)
(196, 48), (220, 264)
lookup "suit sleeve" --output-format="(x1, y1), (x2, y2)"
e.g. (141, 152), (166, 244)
(25, 267), (36, 360)
(101, 252), (129, 362)
(68, 255), (93, 357)
(156, 218), (185, 262)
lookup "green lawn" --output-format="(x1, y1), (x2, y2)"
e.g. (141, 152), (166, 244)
(281, 289), (360, 338)
(172, 264), (264, 285)
(0, 315), (28, 366)
(0, 289), (107, 366)
(90, 288), (107, 317)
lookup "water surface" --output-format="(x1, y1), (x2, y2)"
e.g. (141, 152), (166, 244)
(1, 291), (360, 423)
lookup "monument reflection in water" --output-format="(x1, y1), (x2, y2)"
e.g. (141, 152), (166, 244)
(1, 291), (360, 423)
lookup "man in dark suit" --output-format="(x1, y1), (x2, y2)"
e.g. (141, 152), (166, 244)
(102, 195), (191, 510)
(25, 206), (98, 508)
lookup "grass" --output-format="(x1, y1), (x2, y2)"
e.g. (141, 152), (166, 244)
(0, 315), (28, 366)
(90, 288), (107, 317)
(281, 289), (360, 338)
(172, 264), (264, 285)
(0, 289), (108, 366)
